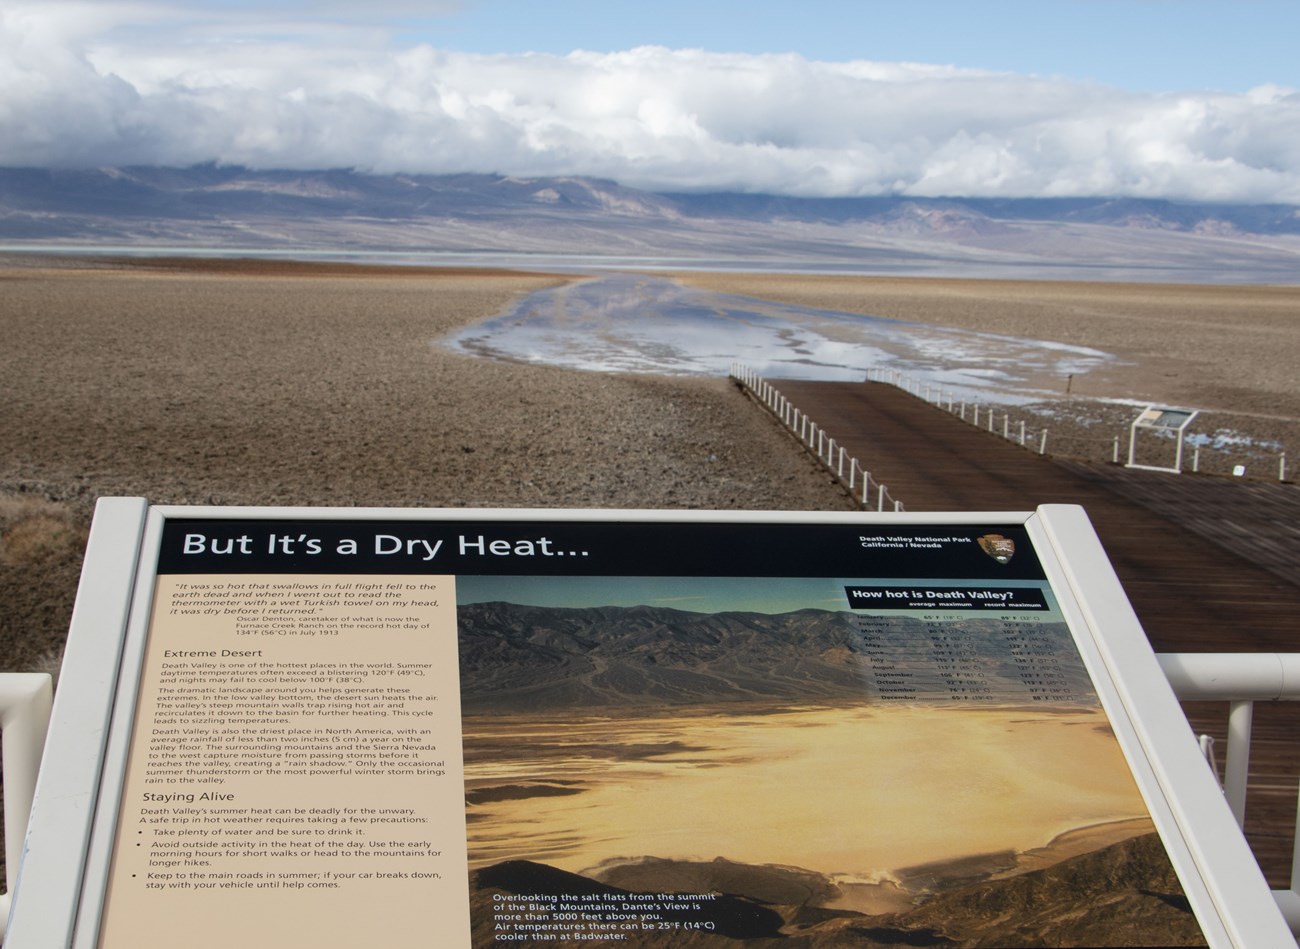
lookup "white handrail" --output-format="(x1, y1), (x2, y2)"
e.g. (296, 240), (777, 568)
(879, 366), (1289, 479)
(0, 674), (54, 939)
(1158, 653), (1300, 701)
(1158, 652), (1300, 935)
(730, 363), (905, 512)
(3, 649), (1297, 936)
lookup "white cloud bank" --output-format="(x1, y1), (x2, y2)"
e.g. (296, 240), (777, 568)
(3, 1), (1299, 202)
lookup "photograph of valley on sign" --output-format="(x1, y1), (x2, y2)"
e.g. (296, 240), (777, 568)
(454, 575), (1207, 949)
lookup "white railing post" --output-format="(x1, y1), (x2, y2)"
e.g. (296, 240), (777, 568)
(1156, 651), (1300, 933)
(1225, 700), (1254, 826)
(1292, 788), (1300, 906)
(0, 673), (55, 934)
(1039, 430), (1049, 455)
(1282, 453), (1289, 482)
(734, 364), (904, 516)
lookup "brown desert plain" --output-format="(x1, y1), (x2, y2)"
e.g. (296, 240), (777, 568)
(1, 255), (1298, 679)
(2, 254), (1299, 943)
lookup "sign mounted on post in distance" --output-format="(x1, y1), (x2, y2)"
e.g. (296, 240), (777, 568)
(1127, 404), (1201, 473)
(6, 501), (1291, 948)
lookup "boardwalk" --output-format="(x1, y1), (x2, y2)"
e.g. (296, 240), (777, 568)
(765, 378), (1300, 886)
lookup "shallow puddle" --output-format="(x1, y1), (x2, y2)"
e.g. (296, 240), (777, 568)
(442, 273), (1115, 403)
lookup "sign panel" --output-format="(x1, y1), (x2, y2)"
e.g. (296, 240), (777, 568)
(1135, 407), (1197, 431)
(99, 570), (465, 947)
(8, 503), (1292, 948)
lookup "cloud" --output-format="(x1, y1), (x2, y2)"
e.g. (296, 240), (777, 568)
(2, 1), (1299, 202)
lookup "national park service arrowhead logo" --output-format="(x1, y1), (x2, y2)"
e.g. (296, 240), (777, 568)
(978, 534), (1016, 564)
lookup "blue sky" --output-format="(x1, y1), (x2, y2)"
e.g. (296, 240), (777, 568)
(3, 0), (1299, 201)
(416, 0), (1298, 94)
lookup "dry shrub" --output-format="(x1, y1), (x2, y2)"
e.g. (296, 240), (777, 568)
(0, 493), (88, 680)
(0, 496), (85, 567)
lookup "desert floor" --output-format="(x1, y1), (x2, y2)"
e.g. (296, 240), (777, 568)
(681, 272), (1300, 463)
(0, 257), (855, 674)
(2, 257), (1298, 675)
(678, 272), (1300, 414)
(463, 706), (1150, 905)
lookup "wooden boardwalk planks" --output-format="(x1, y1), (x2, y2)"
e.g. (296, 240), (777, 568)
(765, 378), (1300, 885)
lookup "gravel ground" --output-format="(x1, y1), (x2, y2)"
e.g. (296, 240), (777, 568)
(2, 257), (1297, 889)
(3, 260), (1298, 674)
(0, 258), (856, 675)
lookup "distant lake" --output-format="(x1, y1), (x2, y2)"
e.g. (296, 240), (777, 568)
(442, 273), (1114, 403)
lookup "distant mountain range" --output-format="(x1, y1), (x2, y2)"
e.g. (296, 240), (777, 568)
(4, 165), (1299, 281)
(457, 602), (866, 712)
(455, 602), (1091, 713)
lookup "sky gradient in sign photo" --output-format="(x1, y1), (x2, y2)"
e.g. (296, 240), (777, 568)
(2, 0), (1299, 201)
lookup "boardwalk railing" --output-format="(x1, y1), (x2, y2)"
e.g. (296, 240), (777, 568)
(2, 659), (1297, 933)
(868, 367), (1059, 458)
(1158, 653), (1300, 934)
(730, 363), (905, 511)
(870, 367), (1291, 482)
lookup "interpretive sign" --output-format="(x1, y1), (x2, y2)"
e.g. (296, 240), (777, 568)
(6, 502), (1292, 948)
(1128, 404), (1200, 473)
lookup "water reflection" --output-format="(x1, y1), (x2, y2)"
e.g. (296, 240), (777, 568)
(442, 273), (1114, 402)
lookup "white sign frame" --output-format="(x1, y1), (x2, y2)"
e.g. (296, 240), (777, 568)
(1127, 404), (1201, 474)
(5, 498), (1291, 948)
